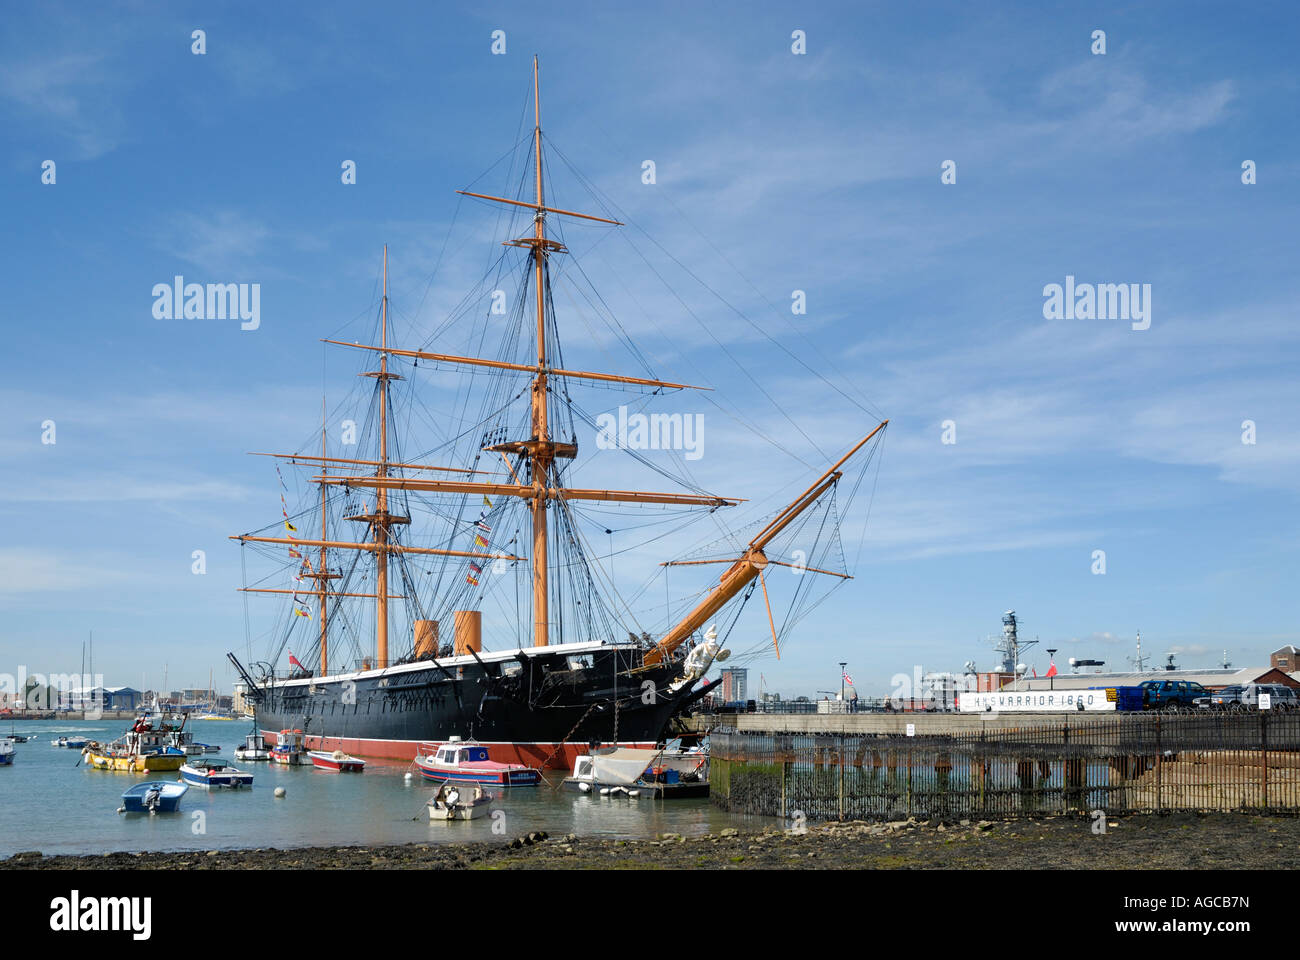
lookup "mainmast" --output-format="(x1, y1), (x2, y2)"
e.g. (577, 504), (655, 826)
(305, 58), (742, 655)
(352, 246), (408, 668)
(529, 56), (553, 647)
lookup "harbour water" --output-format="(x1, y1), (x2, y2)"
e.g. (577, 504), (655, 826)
(0, 719), (763, 858)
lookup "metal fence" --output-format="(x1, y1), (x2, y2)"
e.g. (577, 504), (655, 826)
(709, 713), (1300, 821)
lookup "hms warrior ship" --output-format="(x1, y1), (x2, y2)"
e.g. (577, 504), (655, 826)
(228, 60), (887, 768)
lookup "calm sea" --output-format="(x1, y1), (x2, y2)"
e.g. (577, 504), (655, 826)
(0, 719), (763, 857)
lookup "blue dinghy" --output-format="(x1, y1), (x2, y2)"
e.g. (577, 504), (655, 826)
(120, 781), (188, 813)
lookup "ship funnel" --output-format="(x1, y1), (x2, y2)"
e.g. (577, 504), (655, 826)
(453, 610), (482, 656)
(414, 620), (440, 659)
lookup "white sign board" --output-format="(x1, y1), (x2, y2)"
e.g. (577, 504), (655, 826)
(958, 690), (1117, 713)
(1259, 693), (1272, 710)
(905, 723), (915, 737)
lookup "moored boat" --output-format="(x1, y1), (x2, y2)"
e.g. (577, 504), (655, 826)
(234, 731), (271, 761)
(0, 739), (13, 765)
(562, 745), (709, 799)
(120, 781), (188, 813)
(83, 718), (187, 772)
(427, 781), (493, 820)
(52, 736), (88, 749)
(308, 749), (365, 772)
(413, 739), (541, 787)
(269, 728), (309, 765)
(181, 758), (254, 788)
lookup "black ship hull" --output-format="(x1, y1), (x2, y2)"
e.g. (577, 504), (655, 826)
(248, 643), (700, 769)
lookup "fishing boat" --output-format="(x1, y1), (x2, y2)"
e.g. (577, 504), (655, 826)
(413, 739), (540, 786)
(308, 749), (365, 772)
(225, 58), (886, 770)
(269, 728), (309, 765)
(180, 758), (254, 788)
(83, 720), (187, 772)
(562, 746), (709, 799)
(0, 739), (13, 766)
(426, 782), (493, 821)
(120, 781), (188, 814)
(234, 731), (271, 761)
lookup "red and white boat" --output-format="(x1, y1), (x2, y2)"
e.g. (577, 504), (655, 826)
(308, 749), (365, 772)
(413, 738), (541, 787)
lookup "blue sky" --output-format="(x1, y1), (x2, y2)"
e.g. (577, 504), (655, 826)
(1, 1), (1297, 698)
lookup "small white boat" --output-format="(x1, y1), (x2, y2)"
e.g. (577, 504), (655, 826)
(427, 782), (493, 820)
(562, 745), (710, 799)
(181, 758), (254, 788)
(0, 739), (14, 766)
(234, 732), (270, 762)
(51, 736), (88, 749)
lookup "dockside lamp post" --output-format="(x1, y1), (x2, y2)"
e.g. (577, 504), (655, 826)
(839, 662), (846, 705)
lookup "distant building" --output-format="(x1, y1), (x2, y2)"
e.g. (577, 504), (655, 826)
(63, 686), (143, 711)
(720, 668), (748, 702)
(1008, 667), (1298, 692)
(1271, 646), (1300, 672)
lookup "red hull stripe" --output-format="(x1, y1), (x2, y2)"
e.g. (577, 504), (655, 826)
(261, 732), (657, 770)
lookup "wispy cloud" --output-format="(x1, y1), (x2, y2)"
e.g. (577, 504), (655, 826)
(0, 53), (124, 159)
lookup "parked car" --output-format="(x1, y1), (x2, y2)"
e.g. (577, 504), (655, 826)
(1139, 679), (1208, 712)
(1196, 685), (1245, 711)
(1195, 683), (1298, 712)
(1240, 683), (1298, 710)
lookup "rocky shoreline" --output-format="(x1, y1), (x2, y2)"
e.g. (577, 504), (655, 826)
(4, 812), (1298, 869)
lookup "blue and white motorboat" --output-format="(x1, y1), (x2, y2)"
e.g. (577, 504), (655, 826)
(120, 781), (188, 813)
(52, 736), (88, 749)
(0, 739), (14, 766)
(180, 758), (254, 788)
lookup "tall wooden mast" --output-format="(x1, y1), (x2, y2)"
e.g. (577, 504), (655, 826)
(304, 58), (740, 657)
(529, 56), (551, 647)
(319, 403), (329, 673)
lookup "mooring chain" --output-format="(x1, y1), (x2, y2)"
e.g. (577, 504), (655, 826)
(538, 700), (603, 788)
